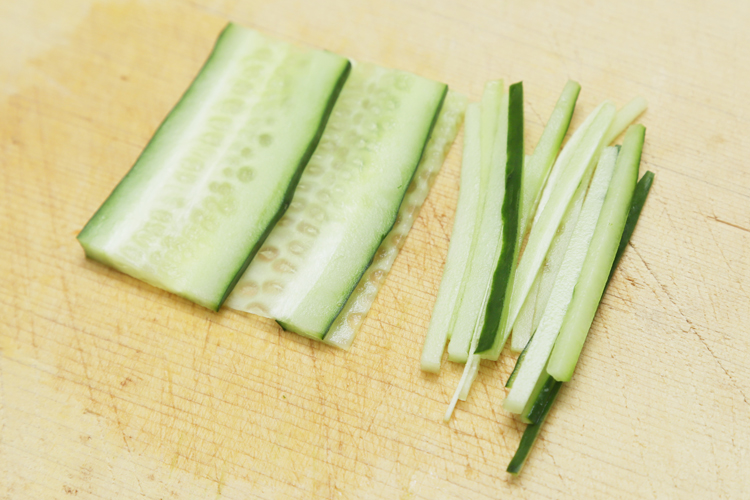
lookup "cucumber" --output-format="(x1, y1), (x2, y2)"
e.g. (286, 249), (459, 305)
(446, 81), (505, 362)
(77, 24), (350, 311)
(420, 101), (480, 371)
(504, 101), (616, 338)
(325, 91), (467, 350)
(507, 166), (653, 478)
(504, 146), (619, 414)
(506, 379), (562, 475)
(474, 81), (524, 357)
(226, 62), (447, 339)
(546, 125), (645, 382)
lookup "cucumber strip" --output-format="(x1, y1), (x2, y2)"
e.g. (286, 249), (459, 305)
(510, 100), (647, 352)
(420, 100), (479, 371)
(77, 24), (350, 311)
(509, 271), (540, 352)
(325, 91), (467, 350)
(546, 126), (645, 382)
(503, 146), (619, 414)
(446, 82), (507, 362)
(517, 81), (581, 252)
(608, 171), (655, 284)
(474, 81), (524, 358)
(510, 163), (594, 352)
(504, 102), (616, 339)
(604, 97), (648, 145)
(506, 379), (562, 475)
(226, 62), (447, 339)
(520, 370), (554, 424)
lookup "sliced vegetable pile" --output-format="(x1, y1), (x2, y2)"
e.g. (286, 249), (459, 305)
(420, 80), (653, 474)
(78, 24), (464, 347)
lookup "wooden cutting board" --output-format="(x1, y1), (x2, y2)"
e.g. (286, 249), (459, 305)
(2, 0), (748, 498)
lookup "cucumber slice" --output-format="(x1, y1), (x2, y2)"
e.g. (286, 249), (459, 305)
(604, 97), (648, 145)
(503, 146), (619, 414)
(546, 125), (645, 382)
(506, 379), (562, 475)
(226, 62), (447, 339)
(446, 82), (507, 362)
(507, 169), (652, 476)
(608, 170), (654, 283)
(510, 164), (594, 352)
(420, 100), (479, 371)
(517, 81), (580, 252)
(77, 24), (350, 311)
(325, 91), (467, 350)
(474, 81), (524, 358)
(504, 101), (616, 338)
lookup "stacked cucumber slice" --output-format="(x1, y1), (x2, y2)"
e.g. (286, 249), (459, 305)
(78, 24), (465, 347)
(420, 80), (653, 473)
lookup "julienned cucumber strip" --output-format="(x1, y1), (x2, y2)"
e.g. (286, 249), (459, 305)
(506, 380), (562, 475)
(510, 162), (595, 353)
(325, 91), (467, 350)
(504, 146), (619, 415)
(226, 62), (447, 339)
(77, 24), (350, 311)
(517, 81), (581, 254)
(510, 98), (647, 353)
(504, 102), (615, 339)
(507, 167), (654, 476)
(474, 81), (524, 357)
(546, 125), (646, 382)
(447, 82), (507, 362)
(608, 171), (655, 284)
(420, 100), (478, 371)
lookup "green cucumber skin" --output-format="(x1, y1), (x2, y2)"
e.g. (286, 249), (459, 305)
(217, 61), (351, 307)
(475, 82), (524, 354)
(77, 24), (351, 311)
(280, 82), (449, 339)
(314, 86), (449, 338)
(506, 380), (562, 475)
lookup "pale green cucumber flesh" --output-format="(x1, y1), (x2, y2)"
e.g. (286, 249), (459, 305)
(227, 62), (447, 339)
(475, 81), (524, 355)
(417, 97), (475, 370)
(77, 24), (350, 311)
(325, 91), (467, 351)
(504, 146), (619, 414)
(518, 80), (580, 250)
(506, 379), (562, 475)
(446, 82), (505, 362)
(505, 102), (616, 337)
(546, 125), (645, 382)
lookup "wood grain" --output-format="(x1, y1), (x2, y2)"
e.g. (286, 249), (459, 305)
(1, 0), (748, 498)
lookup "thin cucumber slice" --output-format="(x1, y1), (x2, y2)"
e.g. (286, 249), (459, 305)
(226, 62), (447, 339)
(546, 125), (645, 382)
(325, 91), (467, 350)
(509, 271), (540, 352)
(77, 24), (350, 311)
(604, 97), (648, 145)
(506, 379), (562, 475)
(520, 371), (555, 424)
(510, 163), (594, 352)
(608, 171), (655, 284)
(518, 80), (580, 251)
(510, 99), (647, 352)
(475, 81), (525, 358)
(504, 102), (616, 339)
(420, 99), (478, 371)
(446, 82), (507, 362)
(504, 146), (619, 414)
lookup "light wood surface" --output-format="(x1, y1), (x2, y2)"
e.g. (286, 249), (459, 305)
(2, 0), (749, 498)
